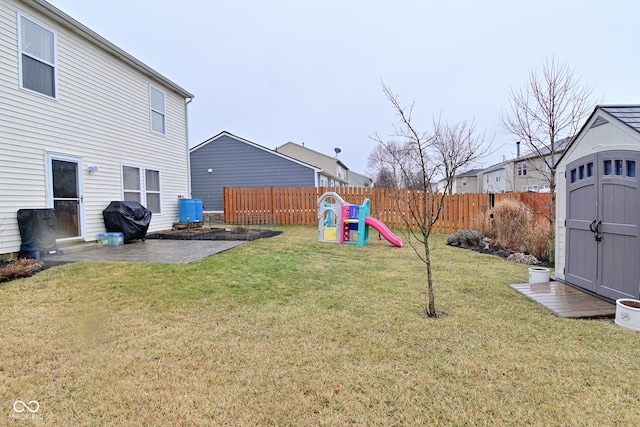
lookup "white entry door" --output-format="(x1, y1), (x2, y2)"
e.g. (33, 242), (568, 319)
(47, 154), (85, 240)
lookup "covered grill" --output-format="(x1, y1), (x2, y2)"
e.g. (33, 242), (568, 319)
(102, 201), (152, 242)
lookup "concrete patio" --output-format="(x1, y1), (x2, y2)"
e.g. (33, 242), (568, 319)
(51, 239), (246, 264)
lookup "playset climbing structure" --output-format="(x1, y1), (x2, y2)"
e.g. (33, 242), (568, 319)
(317, 192), (403, 247)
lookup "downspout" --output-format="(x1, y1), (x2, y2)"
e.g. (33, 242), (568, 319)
(184, 96), (194, 197)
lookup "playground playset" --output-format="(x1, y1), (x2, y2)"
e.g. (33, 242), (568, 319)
(317, 192), (403, 248)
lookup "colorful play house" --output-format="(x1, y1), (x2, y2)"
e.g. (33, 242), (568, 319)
(318, 192), (403, 247)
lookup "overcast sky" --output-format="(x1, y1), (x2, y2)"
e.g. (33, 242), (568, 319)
(47, 0), (640, 176)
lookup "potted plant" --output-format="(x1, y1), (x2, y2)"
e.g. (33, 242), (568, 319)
(615, 299), (640, 331)
(528, 266), (550, 284)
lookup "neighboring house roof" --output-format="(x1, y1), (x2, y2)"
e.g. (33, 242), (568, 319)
(482, 160), (511, 173)
(276, 142), (350, 171)
(349, 170), (373, 187)
(275, 141), (349, 184)
(516, 137), (572, 162)
(27, 0), (194, 99)
(190, 131), (322, 172)
(457, 168), (485, 177)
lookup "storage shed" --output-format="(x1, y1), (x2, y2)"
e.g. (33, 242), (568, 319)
(555, 105), (640, 300)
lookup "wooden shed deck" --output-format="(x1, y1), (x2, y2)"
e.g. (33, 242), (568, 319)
(510, 280), (616, 318)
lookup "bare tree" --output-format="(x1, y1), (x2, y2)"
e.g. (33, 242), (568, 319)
(500, 58), (596, 239)
(372, 83), (488, 318)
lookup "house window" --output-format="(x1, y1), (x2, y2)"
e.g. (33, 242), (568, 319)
(462, 178), (467, 186)
(19, 14), (56, 98)
(123, 166), (141, 203)
(122, 165), (162, 213)
(495, 176), (501, 182)
(517, 162), (527, 176)
(149, 86), (166, 135)
(145, 169), (161, 213)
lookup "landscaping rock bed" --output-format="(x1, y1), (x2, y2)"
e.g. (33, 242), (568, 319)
(449, 241), (552, 268)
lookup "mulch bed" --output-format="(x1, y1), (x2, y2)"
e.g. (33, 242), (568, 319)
(0, 258), (73, 284)
(147, 228), (282, 241)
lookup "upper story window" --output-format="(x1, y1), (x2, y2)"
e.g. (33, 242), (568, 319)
(149, 86), (166, 135)
(517, 162), (527, 176)
(462, 178), (468, 186)
(19, 14), (57, 98)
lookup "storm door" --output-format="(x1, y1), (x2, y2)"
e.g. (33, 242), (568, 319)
(565, 151), (640, 300)
(47, 154), (84, 240)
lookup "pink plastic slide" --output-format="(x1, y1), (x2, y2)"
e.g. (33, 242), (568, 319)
(365, 217), (404, 248)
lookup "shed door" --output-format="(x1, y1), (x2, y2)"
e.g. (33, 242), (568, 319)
(565, 151), (640, 300)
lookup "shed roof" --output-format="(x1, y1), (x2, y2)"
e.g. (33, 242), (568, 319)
(600, 105), (640, 133)
(556, 105), (640, 166)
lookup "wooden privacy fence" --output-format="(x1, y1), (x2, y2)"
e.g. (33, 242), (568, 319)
(223, 187), (551, 235)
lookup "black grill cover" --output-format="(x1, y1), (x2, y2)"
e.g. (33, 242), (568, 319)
(102, 201), (152, 241)
(17, 208), (58, 258)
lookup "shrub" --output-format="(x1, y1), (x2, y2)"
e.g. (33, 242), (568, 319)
(446, 229), (483, 247)
(524, 218), (551, 261)
(469, 212), (494, 238)
(490, 199), (532, 253)
(0, 258), (43, 283)
(470, 198), (552, 261)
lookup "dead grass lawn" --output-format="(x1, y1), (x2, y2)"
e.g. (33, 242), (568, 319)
(1, 226), (639, 426)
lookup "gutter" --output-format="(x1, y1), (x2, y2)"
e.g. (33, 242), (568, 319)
(185, 97), (194, 197)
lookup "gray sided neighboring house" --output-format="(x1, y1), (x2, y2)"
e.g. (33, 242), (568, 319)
(190, 132), (320, 211)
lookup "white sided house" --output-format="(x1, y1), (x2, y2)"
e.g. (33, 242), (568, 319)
(0, 0), (194, 256)
(555, 105), (640, 300)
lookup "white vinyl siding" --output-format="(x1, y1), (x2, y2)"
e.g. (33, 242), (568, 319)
(149, 85), (166, 135)
(0, 1), (190, 255)
(18, 13), (57, 98)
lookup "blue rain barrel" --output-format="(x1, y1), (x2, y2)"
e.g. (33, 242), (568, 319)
(179, 199), (197, 223)
(194, 199), (203, 222)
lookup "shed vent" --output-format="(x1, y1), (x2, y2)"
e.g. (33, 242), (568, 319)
(590, 115), (609, 129)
